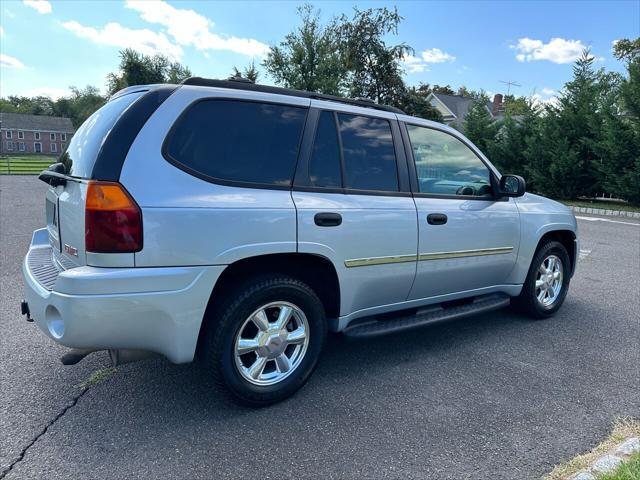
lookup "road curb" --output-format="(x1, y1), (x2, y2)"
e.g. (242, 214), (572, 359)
(568, 437), (640, 480)
(569, 205), (640, 219)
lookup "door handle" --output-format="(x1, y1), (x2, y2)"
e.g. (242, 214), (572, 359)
(314, 212), (342, 227)
(427, 213), (447, 225)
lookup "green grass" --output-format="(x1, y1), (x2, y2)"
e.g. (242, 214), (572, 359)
(77, 367), (117, 390)
(597, 451), (640, 480)
(0, 155), (57, 175)
(562, 199), (640, 213)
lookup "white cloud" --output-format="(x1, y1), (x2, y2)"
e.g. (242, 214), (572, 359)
(511, 37), (586, 64)
(421, 48), (456, 63)
(1, 53), (25, 69)
(402, 47), (455, 73)
(541, 87), (556, 96)
(402, 54), (429, 73)
(62, 20), (183, 61)
(20, 87), (70, 99)
(23, 0), (51, 14)
(125, 0), (269, 57)
(0, 26), (4, 36)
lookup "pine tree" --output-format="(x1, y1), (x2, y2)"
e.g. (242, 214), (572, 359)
(463, 99), (496, 154)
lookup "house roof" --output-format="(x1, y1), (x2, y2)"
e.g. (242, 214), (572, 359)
(0, 112), (75, 132)
(428, 93), (494, 125)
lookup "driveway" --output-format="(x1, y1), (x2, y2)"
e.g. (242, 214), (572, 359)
(1, 175), (638, 479)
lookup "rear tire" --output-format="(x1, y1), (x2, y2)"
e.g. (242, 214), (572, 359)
(513, 241), (571, 319)
(200, 275), (327, 407)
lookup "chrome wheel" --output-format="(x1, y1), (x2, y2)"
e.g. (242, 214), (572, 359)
(234, 301), (310, 386)
(535, 254), (563, 308)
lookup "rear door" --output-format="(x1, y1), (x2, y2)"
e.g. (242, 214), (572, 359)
(293, 104), (418, 318)
(49, 91), (146, 267)
(401, 122), (520, 300)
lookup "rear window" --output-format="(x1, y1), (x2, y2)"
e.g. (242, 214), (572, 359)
(60, 91), (145, 178)
(164, 100), (307, 186)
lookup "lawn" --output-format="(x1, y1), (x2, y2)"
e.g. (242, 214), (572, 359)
(0, 156), (57, 175)
(598, 451), (640, 480)
(562, 199), (640, 213)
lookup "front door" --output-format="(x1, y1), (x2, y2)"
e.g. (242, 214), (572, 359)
(293, 107), (418, 318)
(403, 123), (520, 300)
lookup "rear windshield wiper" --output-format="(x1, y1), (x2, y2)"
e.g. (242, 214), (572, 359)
(38, 163), (80, 187)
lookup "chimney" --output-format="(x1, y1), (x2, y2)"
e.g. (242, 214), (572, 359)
(492, 94), (504, 115)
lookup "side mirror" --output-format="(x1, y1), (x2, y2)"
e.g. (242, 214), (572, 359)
(499, 174), (526, 197)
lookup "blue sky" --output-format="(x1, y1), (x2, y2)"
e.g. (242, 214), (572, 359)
(1, 0), (638, 103)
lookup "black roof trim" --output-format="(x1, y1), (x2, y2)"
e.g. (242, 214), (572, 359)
(91, 85), (178, 181)
(180, 77), (405, 115)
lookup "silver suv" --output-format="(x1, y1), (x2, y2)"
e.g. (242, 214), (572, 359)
(22, 78), (578, 405)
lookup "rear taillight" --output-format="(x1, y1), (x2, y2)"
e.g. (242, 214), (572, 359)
(85, 181), (142, 253)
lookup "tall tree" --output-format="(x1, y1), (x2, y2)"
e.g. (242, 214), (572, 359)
(263, 4), (344, 95)
(463, 99), (496, 153)
(106, 49), (192, 95)
(232, 60), (260, 82)
(333, 7), (411, 104)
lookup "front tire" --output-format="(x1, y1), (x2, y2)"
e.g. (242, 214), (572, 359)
(201, 275), (327, 407)
(513, 241), (571, 319)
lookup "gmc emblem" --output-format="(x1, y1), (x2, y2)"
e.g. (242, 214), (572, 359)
(64, 244), (78, 257)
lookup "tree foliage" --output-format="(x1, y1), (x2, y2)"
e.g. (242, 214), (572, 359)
(263, 5), (344, 95)
(106, 48), (192, 95)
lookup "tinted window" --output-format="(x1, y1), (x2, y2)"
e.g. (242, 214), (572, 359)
(407, 125), (492, 197)
(61, 91), (144, 178)
(338, 114), (398, 192)
(309, 111), (341, 188)
(165, 100), (307, 186)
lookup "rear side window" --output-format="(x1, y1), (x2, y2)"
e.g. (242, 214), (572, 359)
(337, 114), (398, 192)
(164, 100), (307, 186)
(61, 91), (144, 178)
(309, 111), (342, 188)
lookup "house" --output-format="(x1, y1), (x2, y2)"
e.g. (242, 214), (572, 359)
(0, 112), (75, 156)
(426, 92), (507, 128)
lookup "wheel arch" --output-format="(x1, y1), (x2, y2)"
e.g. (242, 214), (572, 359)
(196, 253), (341, 358)
(535, 229), (577, 277)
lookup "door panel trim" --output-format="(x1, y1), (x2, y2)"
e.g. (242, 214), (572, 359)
(418, 246), (513, 261)
(345, 246), (513, 268)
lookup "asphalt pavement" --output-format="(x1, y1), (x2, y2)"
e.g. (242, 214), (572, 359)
(1, 175), (638, 479)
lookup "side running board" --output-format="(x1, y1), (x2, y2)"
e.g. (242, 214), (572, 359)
(343, 293), (511, 339)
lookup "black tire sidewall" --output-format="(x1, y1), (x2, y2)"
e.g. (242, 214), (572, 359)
(215, 278), (326, 406)
(520, 241), (571, 318)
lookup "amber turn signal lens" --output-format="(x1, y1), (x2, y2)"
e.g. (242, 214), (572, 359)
(85, 181), (143, 253)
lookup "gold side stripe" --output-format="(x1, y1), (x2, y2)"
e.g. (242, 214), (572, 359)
(344, 254), (417, 268)
(418, 247), (513, 261)
(344, 247), (513, 268)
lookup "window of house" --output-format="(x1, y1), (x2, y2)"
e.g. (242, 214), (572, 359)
(34, 142), (42, 153)
(18, 142), (26, 152)
(18, 131), (24, 139)
(51, 143), (58, 153)
(6, 141), (14, 151)
(337, 113), (398, 192)
(309, 111), (342, 188)
(6, 131), (12, 139)
(164, 100), (307, 186)
(61, 133), (67, 141)
(406, 124), (492, 197)
(50, 133), (56, 141)
(34, 132), (41, 140)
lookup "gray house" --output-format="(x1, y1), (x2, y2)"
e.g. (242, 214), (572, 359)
(0, 112), (75, 156)
(427, 92), (506, 129)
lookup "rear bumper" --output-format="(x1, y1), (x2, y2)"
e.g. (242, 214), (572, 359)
(22, 229), (225, 363)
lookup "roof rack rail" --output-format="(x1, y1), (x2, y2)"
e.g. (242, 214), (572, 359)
(180, 77), (405, 114)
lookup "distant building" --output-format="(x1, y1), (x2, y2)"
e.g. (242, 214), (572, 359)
(0, 112), (75, 156)
(427, 92), (508, 129)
